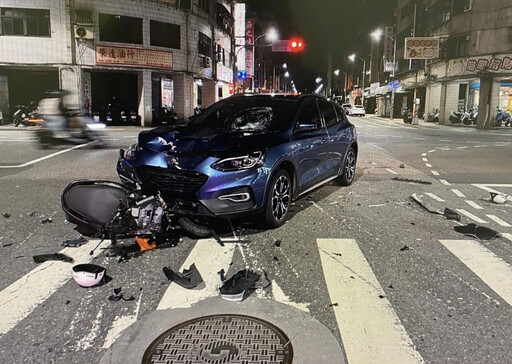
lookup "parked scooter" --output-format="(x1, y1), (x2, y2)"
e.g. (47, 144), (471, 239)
(468, 107), (478, 125)
(152, 106), (178, 126)
(402, 108), (413, 124)
(449, 110), (463, 124)
(496, 107), (511, 126)
(12, 101), (39, 127)
(426, 108), (440, 123)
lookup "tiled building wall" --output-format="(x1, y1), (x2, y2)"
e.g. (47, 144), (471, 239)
(0, 0), (72, 64)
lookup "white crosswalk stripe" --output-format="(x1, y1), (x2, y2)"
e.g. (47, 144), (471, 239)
(317, 239), (424, 364)
(440, 240), (512, 306)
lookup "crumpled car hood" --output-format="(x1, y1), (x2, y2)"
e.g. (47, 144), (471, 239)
(136, 125), (289, 170)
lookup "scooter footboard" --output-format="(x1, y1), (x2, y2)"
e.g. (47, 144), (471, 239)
(61, 180), (130, 235)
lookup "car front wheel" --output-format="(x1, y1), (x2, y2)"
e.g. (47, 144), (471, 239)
(263, 169), (291, 228)
(336, 147), (356, 186)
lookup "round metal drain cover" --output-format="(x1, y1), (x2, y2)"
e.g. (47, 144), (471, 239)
(142, 314), (293, 364)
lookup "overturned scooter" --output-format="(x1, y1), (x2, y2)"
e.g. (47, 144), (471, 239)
(61, 180), (213, 244)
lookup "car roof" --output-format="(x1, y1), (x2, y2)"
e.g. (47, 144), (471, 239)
(229, 93), (329, 103)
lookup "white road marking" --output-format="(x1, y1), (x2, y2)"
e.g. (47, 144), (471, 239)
(413, 137), (426, 140)
(422, 157), (429, 162)
(472, 184), (512, 196)
(0, 142), (92, 169)
(502, 233), (512, 242)
(75, 308), (104, 351)
(439, 147), (451, 151)
(485, 215), (511, 228)
(421, 153), (427, 157)
(440, 240), (512, 307)
(465, 200), (484, 210)
(317, 239), (424, 364)
(102, 292), (143, 349)
(439, 179), (451, 186)
(386, 168), (398, 175)
(425, 193), (445, 202)
(428, 150), (436, 153)
(431, 170), (440, 176)
(465, 141), (481, 144)
(156, 239), (236, 310)
(439, 139), (451, 142)
(457, 146), (469, 149)
(0, 239), (110, 335)
(474, 145), (487, 148)
(451, 189), (466, 197)
(425, 163), (432, 168)
(456, 209), (487, 224)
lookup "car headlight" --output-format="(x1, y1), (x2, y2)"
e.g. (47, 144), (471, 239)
(211, 151), (265, 172)
(123, 143), (141, 161)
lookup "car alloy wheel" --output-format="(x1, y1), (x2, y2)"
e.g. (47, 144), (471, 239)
(264, 169), (291, 228)
(336, 147), (356, 186)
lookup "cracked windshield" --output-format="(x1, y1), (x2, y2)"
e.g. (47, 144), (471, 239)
(1, 0), (512, 363)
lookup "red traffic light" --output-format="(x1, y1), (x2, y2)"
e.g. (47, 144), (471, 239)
(289, 38), (305, 52)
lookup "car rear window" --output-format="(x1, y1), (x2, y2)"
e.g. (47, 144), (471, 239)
(189, 97), (297, 132)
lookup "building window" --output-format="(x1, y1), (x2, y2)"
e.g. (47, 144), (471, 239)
(1, 8), (50, 37)
(179, 0), (191, 11)
(426, 0), (451, 30)
(150, 20), (180, 49)
(453, 0), (472, 15)
(198, 32), (211, 57)
(99, 13), (142, 44)
(199, 0), (211, 14)
(447, 34), (469, 58)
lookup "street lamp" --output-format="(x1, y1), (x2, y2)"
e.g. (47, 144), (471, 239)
(334, 69), (347, 102)
(273, 63), (287, 91)
(349, 53), (366, 107)
(371, 28), (397, 120)
(252, 28), (278, 90)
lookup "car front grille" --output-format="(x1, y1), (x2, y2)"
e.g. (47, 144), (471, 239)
(135, 166), (208, 195)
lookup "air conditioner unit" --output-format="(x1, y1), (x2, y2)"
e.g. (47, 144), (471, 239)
(201, 56), (211, 68)
(74, 25), (93, 39)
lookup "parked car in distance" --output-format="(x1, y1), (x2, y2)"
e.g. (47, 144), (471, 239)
(342, 104), (352, 115)
(350, 104), (366, 116)
(117, 94), (358, 229)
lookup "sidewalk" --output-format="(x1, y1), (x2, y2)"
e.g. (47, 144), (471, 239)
(364, 114), (512, 132)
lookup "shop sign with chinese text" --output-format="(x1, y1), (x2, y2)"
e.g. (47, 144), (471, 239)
(217, 64), (233, 83)
(447, 54), (512, 76)
(95, 45), (173, 69)
(404, 37), (439, 59)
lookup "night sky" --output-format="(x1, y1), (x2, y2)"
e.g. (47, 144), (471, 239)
(245, 0), (396, 92)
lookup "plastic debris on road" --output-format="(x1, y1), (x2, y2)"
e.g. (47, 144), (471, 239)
(163, 263), (204, 289)
(33, 253), (74, 264)
(454, 223), (501, 240)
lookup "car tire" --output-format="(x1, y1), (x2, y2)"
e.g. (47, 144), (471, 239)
(335, 147), (356, 186)
(263, 169), (291, 228)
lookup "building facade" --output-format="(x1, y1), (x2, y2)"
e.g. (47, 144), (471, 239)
(375, 0), (512, 127)
(0, 0), (236, 125)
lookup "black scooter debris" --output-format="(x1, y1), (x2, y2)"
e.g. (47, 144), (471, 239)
(163, 263), (204, 289)
(33, 253), (74, 264)
(219, 269), (261, 302)
(454, 223), (501, 240)
(62, 236), (88, 248)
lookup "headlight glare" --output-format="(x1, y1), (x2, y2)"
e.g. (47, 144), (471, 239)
(212, 151), (265, 171)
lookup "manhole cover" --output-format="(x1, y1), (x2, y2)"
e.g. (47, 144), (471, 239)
(142, 314), (293, 364)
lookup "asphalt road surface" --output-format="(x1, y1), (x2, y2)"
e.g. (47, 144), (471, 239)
(0, 119), (511, 364)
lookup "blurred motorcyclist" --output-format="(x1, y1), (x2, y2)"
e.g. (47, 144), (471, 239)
(37, 90), (68, 135)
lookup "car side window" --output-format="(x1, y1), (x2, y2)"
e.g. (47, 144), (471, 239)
(319, 100), (338, 127)
(334, 104), (348, 122)
(296, 101), (322, 129)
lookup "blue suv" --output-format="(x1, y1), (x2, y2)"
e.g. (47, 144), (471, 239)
(117, 94), (357, 228)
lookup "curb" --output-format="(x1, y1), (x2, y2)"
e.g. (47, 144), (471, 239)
(99, 296), (346, 364)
